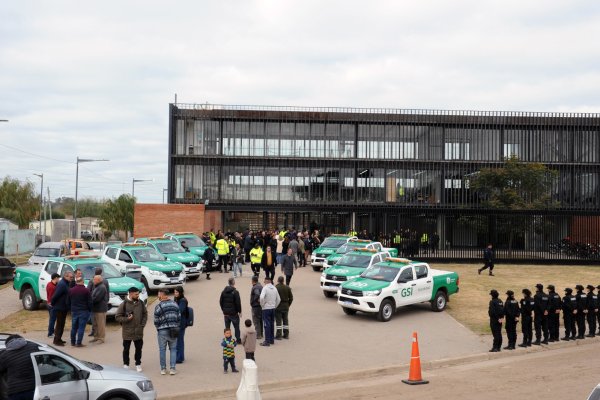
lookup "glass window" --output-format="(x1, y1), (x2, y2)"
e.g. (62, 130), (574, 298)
(131, 248), (166, 262)
(415, 264), (428, 279)
(60, 265), (74, 277)
(118, 251), (133, 263)
(44, 261), (60, 275)
(445, 142), (471, 160)
(399, 267), (414, 282)
(104, 247), (118, 259)
(35, 354), (78, 385)
(361, 265), (399, 282)
(503, 143), (520, 158)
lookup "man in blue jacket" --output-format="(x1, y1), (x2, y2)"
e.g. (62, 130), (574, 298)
(51, 271), (73, 346)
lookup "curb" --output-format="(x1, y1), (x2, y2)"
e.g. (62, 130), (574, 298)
(159, 336), (600, 399)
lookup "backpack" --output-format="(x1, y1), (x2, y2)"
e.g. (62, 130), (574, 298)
(186, 306), (194, 327)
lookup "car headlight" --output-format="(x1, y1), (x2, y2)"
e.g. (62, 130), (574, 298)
(321, 271), (326, 277)
(363, 290), (382, 296)
(347, 275), (359, 280)
(148, 270), (164, 276)
(136, 380), (154, 392)
(141, 287), (147, 296)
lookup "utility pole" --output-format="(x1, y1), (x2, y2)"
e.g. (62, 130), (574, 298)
(33, 173), (43, 239)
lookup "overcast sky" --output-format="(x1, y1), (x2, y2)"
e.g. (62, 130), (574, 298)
(2, 1), (600, 203)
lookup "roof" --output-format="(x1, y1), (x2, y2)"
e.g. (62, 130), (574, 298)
(379, 257), (415, 268)
(48, 255), (104, 264)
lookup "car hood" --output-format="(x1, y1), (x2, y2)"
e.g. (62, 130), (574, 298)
(327, 266), (365, 277)
(326, 253), (342, 260)
(189, 247), (207, 256)
(97, 364), (149, 381)
(106, 278), (144, 292)
(315, 248), (336, 255)
(139, 261), (183, 272)
(166, 253), (200, 263)
(341, 278), (390, 291)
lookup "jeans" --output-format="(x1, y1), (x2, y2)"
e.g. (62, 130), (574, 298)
(47, 306), (57, 336)
(70, 311), (90, 345)
(224, 314), (241, 343)
(262, 308), (275, 344)
(157, 329), (177, 369)
(176, 327), (186, 363)
(223, 357), (237, 371)
(232, 262), (242, 277)
(286, 274), (293, 286)
(123, 339), (143, 366)
(252, 307), (263, 338)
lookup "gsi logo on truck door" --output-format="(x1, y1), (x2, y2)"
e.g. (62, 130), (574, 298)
(401, 287), (413, 297)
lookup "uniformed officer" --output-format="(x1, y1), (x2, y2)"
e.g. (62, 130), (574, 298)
(547, 284), (562, 342)
(575, 284), (587, 339)
(561, 288), (577, 341)
(488, 289), (505, 352)
(518, 288), (534, 347)
(585, 284), (598, 338)
(533, 283), (549, 345)
(503, 290), (520, 350)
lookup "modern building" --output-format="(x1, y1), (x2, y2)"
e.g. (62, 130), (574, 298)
(167, 104), (600, 262)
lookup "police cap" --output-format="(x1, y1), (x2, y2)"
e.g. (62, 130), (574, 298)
(506, 290), (514, 296)
(564, 288), (573, 293)
(490, 289), (499, 297)
(587, 284), (595, 290)
(535, 283), (543, 290)
(576, 284), (584, 290)
(547, 284), (555, 290)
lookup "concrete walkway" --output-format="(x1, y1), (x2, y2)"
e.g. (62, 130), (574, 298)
(16, 264), (488, 398)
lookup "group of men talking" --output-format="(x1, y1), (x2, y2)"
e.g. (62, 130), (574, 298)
(488, 283), (600, 352)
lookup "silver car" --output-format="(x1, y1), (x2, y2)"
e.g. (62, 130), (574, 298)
(28, 242), (68, 266)
(0, 335), (156, 400)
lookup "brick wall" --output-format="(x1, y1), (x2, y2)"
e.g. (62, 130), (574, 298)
(134, 204), (222, 238)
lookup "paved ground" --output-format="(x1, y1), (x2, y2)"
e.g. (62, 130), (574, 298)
(12, 263), (488, 398)
(0, 282), (22, 320)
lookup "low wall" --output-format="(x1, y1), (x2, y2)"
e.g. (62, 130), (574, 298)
(134, 204), (222, 238)
(1, 229), (36, 255)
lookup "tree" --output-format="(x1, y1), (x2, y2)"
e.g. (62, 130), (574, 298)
(54, 197), (104, 218)
(470, 156), (558, 255)
(99, 194), (135, 239)
(0, 177), (39, 228)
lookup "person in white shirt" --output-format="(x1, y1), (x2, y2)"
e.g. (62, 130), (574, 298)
(259, 277), (280, 346)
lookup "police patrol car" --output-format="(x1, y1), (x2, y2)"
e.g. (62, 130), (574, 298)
(337, 258), (459, 322)
(311, 234), (357, 271)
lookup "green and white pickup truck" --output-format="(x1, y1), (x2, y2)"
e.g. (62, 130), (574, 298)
(337, 258), (459, 322)
(12, 255), (147, 315)
(163, 232), (209, 257)
(311, 234), (357, 272)
(323, 239), (398, 269)
(320, 248), (392, 298)
(135, 237), (202, 280)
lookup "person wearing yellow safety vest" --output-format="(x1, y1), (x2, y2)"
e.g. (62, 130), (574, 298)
(420, 233), (429, 254)
(348, 230), (357, 237)
(249, 243), (264, 277)
(216, 235), (230, 273)
(209, 231), (217, 246)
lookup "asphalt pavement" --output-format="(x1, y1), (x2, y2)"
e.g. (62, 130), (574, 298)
(12, 262), (488, 398)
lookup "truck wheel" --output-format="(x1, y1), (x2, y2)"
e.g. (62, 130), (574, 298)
(377, 299), (394, 322)
(431, 290), (447, 312)
(323, 291), (335, 298)
(22, 288), (39, 311)
(312, 265), (321, 272)
(342, 307), (357, 315)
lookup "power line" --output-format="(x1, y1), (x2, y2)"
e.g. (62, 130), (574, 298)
(0, 143), (73, 164)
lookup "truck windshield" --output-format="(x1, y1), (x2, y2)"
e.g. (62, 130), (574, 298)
(179, 236), (206, 247)
(155, 242), (186, 254)
(337, 242), (368, 254)
(360, 265), (399, 282)
(320, 238), (347, 248)
(131, 248), (166, 262)
(77, 263), (122, 279)
(336, 255), (372, 268)
(34, 248), (61, 257)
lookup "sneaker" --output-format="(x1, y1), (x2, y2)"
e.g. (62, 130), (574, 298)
(170, 369), (177, 375)
(160, 369), (167, 375)
(259, 342), (270, 347)
(123, 365), (130, 369)
(232, 369), (239, 373)
(136, 365), (143, 372)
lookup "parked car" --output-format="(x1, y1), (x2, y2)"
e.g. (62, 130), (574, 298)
(0, 333), (156, 400)
(135, 237), (202, 280)
(0, 257), (16, 285)
(588, 384), (600, 400)
(28, 242), (69, 266)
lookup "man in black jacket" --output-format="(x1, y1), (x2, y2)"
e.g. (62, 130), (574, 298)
(488, 289), (504, 352)
(518, 288), (534, 347)
(0, 335), (39, 400)
(561, 288), (577, 341)
(478, 244), (495, 276)
(503, 290), (520, 350)
(220, 277), (242, 343)
(533, 283), (549, 345)
(547, 284), (562, 342)
(51, 271), (73, 346)
(575, 284), (587, 339)
(250, 276), (263, 340)
(585, 284), (598, 338)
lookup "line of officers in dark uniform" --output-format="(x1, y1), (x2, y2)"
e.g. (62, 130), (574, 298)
(488, 283), (600, 352)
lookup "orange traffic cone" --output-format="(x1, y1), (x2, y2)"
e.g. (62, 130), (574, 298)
(402, 331), (429, 385)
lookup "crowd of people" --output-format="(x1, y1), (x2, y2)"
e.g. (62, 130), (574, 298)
(488, 283), (600, 352)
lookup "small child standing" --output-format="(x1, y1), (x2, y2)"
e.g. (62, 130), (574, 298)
(221, 328), (239, 373)
(241, 319), (257, 361)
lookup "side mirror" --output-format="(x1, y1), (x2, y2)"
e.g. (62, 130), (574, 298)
(78, 370), (90, 380)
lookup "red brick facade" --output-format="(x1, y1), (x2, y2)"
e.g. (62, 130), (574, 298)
(133, 204), (222, 238)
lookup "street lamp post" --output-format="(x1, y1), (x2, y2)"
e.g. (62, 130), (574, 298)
(33, 173), (43, 241)
(132, 178), (153, 198)
(75, 157), (109, 238)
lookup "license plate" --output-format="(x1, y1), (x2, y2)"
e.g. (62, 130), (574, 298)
(343, 301), (353, 306)
(189, 268), (198, 272)
(170, 278), (179, 283)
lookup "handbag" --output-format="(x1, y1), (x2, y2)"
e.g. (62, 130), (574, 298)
(186, 306), (194, 327)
